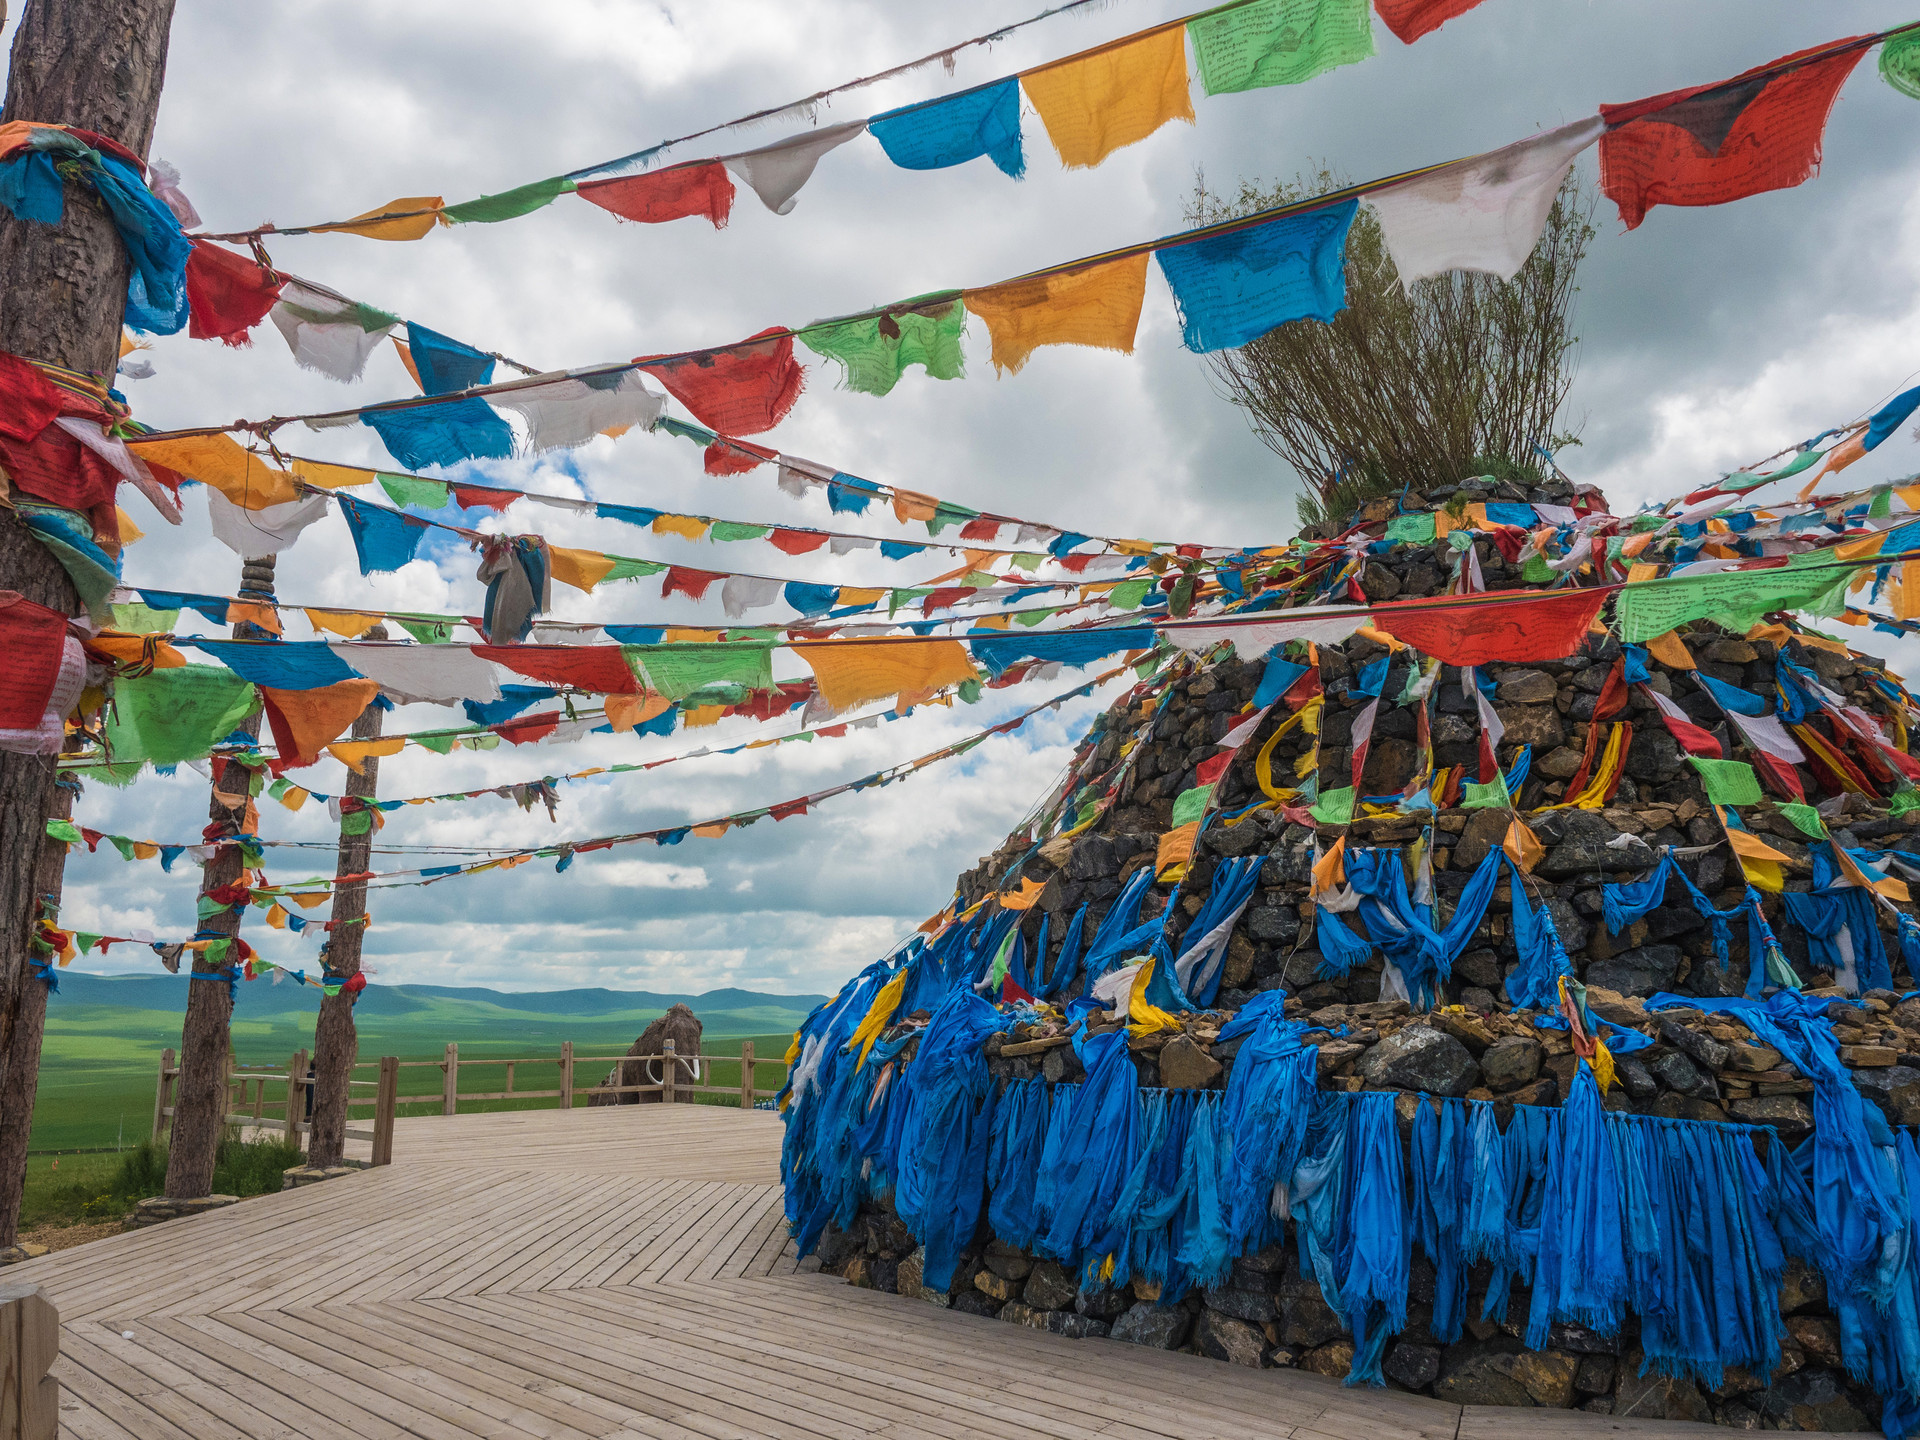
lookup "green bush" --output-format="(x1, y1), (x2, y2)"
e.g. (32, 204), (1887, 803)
(25, 1135), (305, 1227)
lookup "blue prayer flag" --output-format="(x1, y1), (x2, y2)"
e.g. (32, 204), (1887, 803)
(784, 581), (841, 616)
(363, 398), (514, 469)
(0, 153), (64, 225)
(880, 541), (926, 561)
(1156, 198), (1358, 354)
(603, 625), (666, 645)
(595, 502), (661, 528)
(192, 640), (361, 690)
(870, 78), (1025, 180)
(966, 627), (1153, 678)
(827, 477), (874, 514)
(405, 322), (496, 395)
(338, 494), (427, 574)
(1866, 385), (1920, 452)
(463, 685), (557, 726)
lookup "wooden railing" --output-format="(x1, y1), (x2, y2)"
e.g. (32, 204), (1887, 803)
(152, 1046), (399, 1166)
(150, 1040), (778, 1162)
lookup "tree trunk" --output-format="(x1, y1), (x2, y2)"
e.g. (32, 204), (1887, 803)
(307, 629), (385, 1167)
(164, 559), (273, 1199)
(0, 0), (177, 1240)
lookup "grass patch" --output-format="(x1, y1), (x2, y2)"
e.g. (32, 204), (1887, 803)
(24, 1136), (305, 1228)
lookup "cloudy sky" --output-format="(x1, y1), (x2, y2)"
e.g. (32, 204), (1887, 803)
(21, 0), (1920, 997)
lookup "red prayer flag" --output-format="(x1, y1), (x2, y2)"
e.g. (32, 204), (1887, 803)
(1373, 0), (1485, 42)
(494, 711), (562, 745)
(1001, 975), (1036, 1004)
(1195, 750), (1234, 786)
(0, 352), (68, 442)
(0, 592), (68, 729)
(662, 566), (722, 601)
(770, 528), (829, 556)
(638, 328), (805, 436)
(576, 162), (734, 229)
(959, 518), (1001, 542)
(1752, 750), (1805, 802)
(1599, 38), (1869, 230)
(185, 240), (284, 346)
(770, 799), (809, 821)
(474, 644), (640, 694)
(452, 484), (517, 512)
(704, 437), (775, 476)
(921, 587), (974, 614)
(1369, 588), (1608, 666)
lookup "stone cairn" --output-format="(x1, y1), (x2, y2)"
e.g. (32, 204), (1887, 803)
(590, 1002), (704, 1105)
(804, 473), (1920, 1433)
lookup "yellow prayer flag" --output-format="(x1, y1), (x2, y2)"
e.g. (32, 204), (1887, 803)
(838, 587), (886, 607)
(963, 253), (1149, 375)
(286, 891), (332, 910)
(1626, 562), (1662, 584)
(305, 609), (383, 639)
(277, 785), (310, 812)
(652, 513), (709, 542)
(1155, 821), (1200, 880)
(227, 601), (282, 635)
(131, 841), (159, 859)
(289, 457), (373, 490)
(682, 704), (725, 728)
(1893, 562), (1920, 623)
(662, 627), (713, 643)
(549, 545), (618, 593)
(311, 195), (445, 241)
(1644, 629), (1695, 670)
(328, 736), (405, 773)
(127, 433), (299, 509)
(973, 614), (1013, 631)
(1354, 625), (1407, 652)
(1834, 531), (1887, 562)
(116, 507), (144, 544)
(1021, 24), (1193, 169)
(795, 638), (979, 712)
(266, 903), (288, 930)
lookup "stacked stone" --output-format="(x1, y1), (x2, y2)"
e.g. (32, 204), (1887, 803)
(813, 480), (1920, 1429)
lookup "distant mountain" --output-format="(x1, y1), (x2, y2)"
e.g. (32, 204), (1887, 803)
(50, 971), (829, 1035)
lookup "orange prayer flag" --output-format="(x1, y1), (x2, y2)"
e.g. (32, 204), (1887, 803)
(838, 587), (886, 607)
(86, 632), (185, 669)
(1834, 531), (1887, 563)
(115, 506), (144, 544)
(311, 195), (445, 241)
(1620, 533), (1657, 560)
(652, 513), (709, 542)
(276, 784), (310, 812)
(266, 903), (289, 930)
(999, 877), (1048, 911)
(327, 734), (405, 774)
(131, 841), (159, 859)
(289, 457), (372, 490)
(604, 692), (673, 733)
(691, 822), (731, 839)
(227, 601), (282, 636)
(392, 336), (425, 391)
(1155, 821), (1200, 879)
(263, 680), (381, 768)
(304, 609), (382, 639)
(963, 253), (1149, 375)
(126, 433), (299, 509)
(890, 488), (941, 524)
(794, 638), (979, 712)
(1021, 24), (1193, 170)
(1799, 435), (1867, 500)
(548, 546), (618, 593)
(1311, 836), (1346, 895)
(1504, 818), (1545, 873)
(1644, 629), (1695, 670)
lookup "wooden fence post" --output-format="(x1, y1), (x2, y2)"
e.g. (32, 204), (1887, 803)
(151, 1047), (174, 1142)
(0, 1280), (59, 1440)
(662, 1038), (676, 1105)
(371, 1057), (398, 1167)
(284, 1048), (306, 1149)
(739, 1042), (755, 1109)
(559, 1041), (573, 1110)
(442, 1042), (459, 1116)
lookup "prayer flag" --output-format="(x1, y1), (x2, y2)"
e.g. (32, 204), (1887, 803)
(184, 239), (283, 346)
(548, 546), (618, 593)
(1156, 199), (1358, 353)
(577, 162), (734, 228)
(1188, 0), (1374, 96)
(1156, 821), (1201, 878)
(1615, 557), (1851, 641)
(794, 638), (978, 712)
(0, 593), (67, 730)
(440, 175), (574, 225)
(1172, 783), (1214, 826)
(1883, 28), (1920, 100)
(310, 195), (443, 241)
(337, 494), (427, 573)
(1503, 817), (1544, 872)
(327, 642), (501, 706)
(1688, 755), (1763, 806)
(963, 254), (1149, 374)
(362, 398), (515, 468)
(489, 369), (665, 453)
(798, 296), (966, 396)
(127, 432), (298, 509)
(1865, 384), (1920, 451)
(103, 664), (257, 766)
(260, 679), (379, 769)
(1373, 0), (1487, 43)
(1369, 117), (1603, 284)
(475, 644), (640, 695)
(329, 736), (405, 773)
(269, 280), (400, 383)
(1022, 24), (1194, 170)
(724, 122), (867, 214)
(870, 79), (1025, 178)
(1369, 586), (1607, 664)
(205, 490), (329, 561)
(1310, 784), (1356, 824)
(1599, 39), (1869, 230)
(626, 641), (774, 700)
(195, 639), (357, 690)
(405, 322), (494, 395)
(639, 328), (805, 435)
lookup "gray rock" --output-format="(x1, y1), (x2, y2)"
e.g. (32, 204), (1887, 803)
(1195, 1309), (1269, 1367)
(1780, 1258), (1827, 1315)
(1574, 1355), (1616, 1394)
(1454, 949), (1504, 990)
(1111, 1301), (1191, 1349)
(1451, 809), (1512, 871)
(1435, 1336), (1534, 1407)
(1480, 1035), (1543, 1092)
(1496, 704), (1566, 749)
(1205, 1286), (1280, 1325)
(1247, 905), (1297, 942)
(1022, 1259), (1077, 1311)
(1066, 835), (1120, 882)
(981, 1242), (1032, 1282)
(1614, 1351), (1713, 1422)
(1358, 1024), (1481, 1097)
(1496, 669), (1559, 705)
(1649, 1049), (1714, 1098)
(1658, 1018), (1730, 1071)
(1037, 1310), (1109, 1339)
(1075, 1286), (1132, 1322)
(1384, 1342), (1441, 1390)
(1729, 1095), (1814, 1145)
(1615, 1055), (1658, 1102)
(950, 1289), (1003, 1318)
(1281, 1292), (1346, 1348)
(1587, 945), (1683, 996)
(1626, 729), (1686, 783)
(1159, 1034), (1222, 1090)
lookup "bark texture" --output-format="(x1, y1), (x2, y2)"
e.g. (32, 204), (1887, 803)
(0, 0), (178, 1243)
(307, 629), (385, 1167)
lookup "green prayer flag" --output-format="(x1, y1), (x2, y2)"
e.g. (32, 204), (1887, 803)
(625, 642), (774, 700)
(890, 588), (930, 615)
(1728, 447), (1823, 490)
(396, 616), (454, 644)
(378, 473), (449, 510)
(1616, 555), (1851, 643)
(103, 665), (258, 767)
(413, 733), (461, 754)
(603, 557), (668, 581)
(440, 174), (575, 225)
(1872, 486), (1894, 519)
(202, 938), (231, 966)
(1009, 553), (1044, 573)
(1688, 756), (1763, 807)
(1384, 513), (1436, 545)
(1521, 554), (1555, 584)
(797, 295), (966, 397)
(341, 810), (374, 836)
(1172, 783), (1215, 827)
(1882, 28), (1920, 100)
(958, 678), (983, 704)
(987, 928), (1017, 988)
(196, 893), (228, 920)
(1188, 0), (1374, 95)
(1777, 802), (1829, 839)
(1016, 607), (1060, 628)
(1460, 775), (1512, 810)
(75, 933), (101, 956)
(467, 733), (499, 751)
(44, 817), (81, 845)
(927, 503), (981, 538)
(110, 602), (179, 634)
(1109, 579), (1154, 610)
(1309, 785), (1356, 825)
(709, 521), (771, 543)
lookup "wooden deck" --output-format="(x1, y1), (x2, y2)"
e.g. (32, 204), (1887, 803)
(16, 1104), (1714, 1439)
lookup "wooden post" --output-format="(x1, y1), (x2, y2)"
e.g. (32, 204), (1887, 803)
(558, 1041), (573, 1111)
(308, 639), (384, 1167)
(0, 0), (179, 1253)
(370, 1056), (397, 1167)
(283, 1048), (304, 1148)
(662, 1038), (676, 1105)
(504, 1060), (515, 1096)
(0, 1279), (59, 1440)
(739, 1042), (755, 1109)
(166, 559), (275, 1201)
(442, 1042), (458, 1116)
(151, 1047), (174, 1143)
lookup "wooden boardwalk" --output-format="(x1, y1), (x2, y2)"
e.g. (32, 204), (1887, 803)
(16, 1104), (1714, 1439)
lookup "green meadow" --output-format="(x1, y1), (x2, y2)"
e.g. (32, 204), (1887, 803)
(31, 971), (823, 1153)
